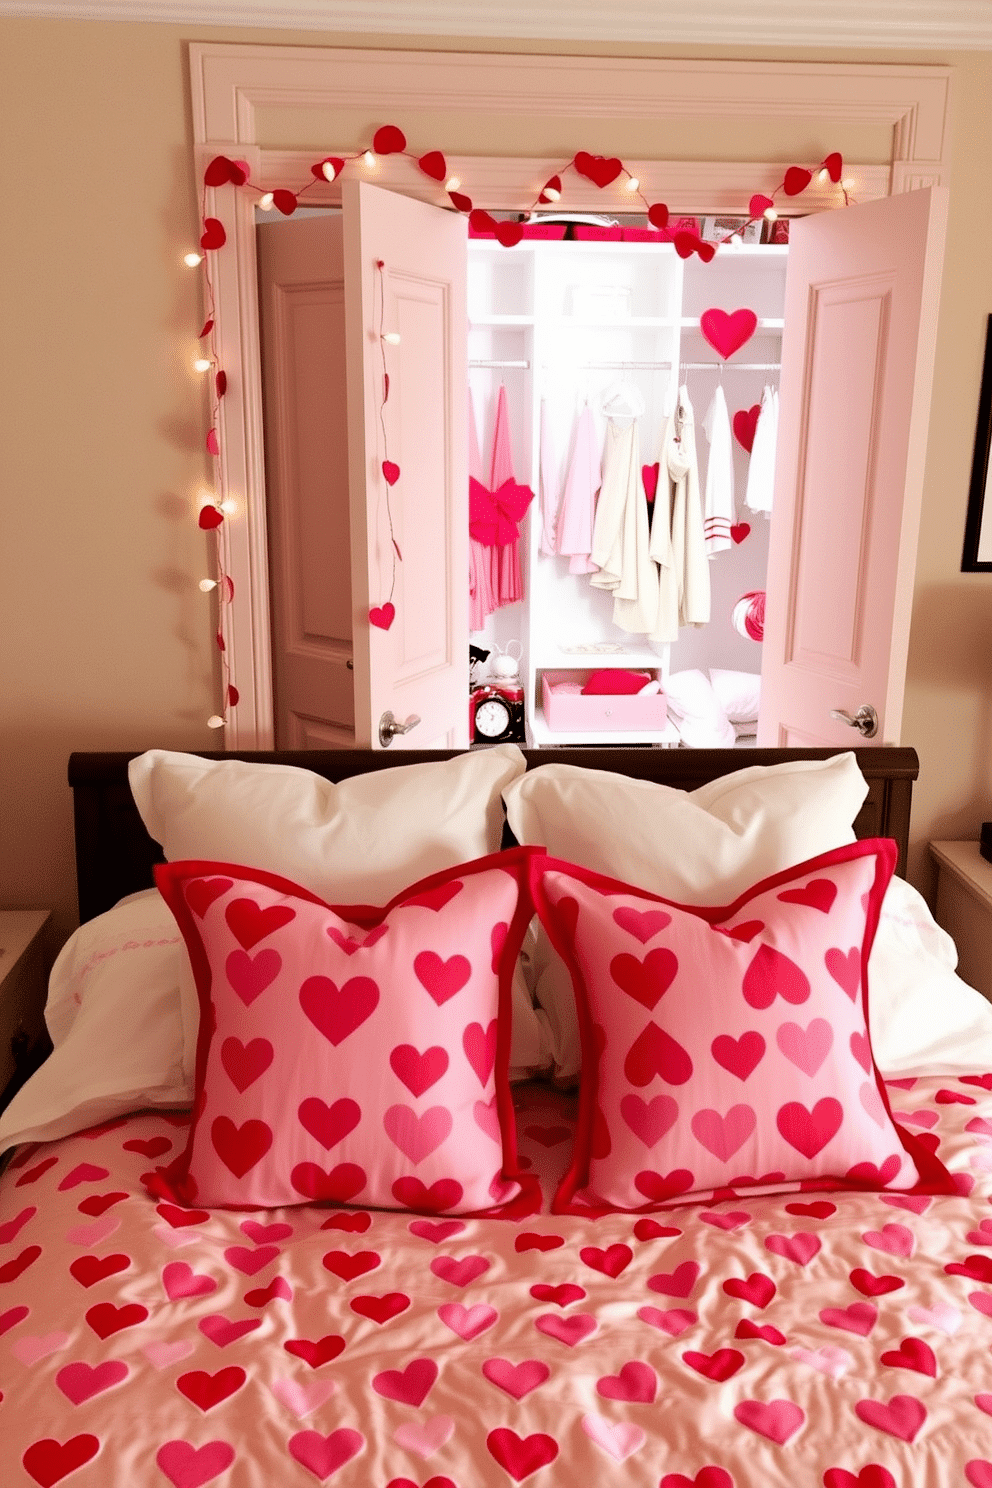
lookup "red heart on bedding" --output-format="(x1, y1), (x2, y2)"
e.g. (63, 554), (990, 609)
(733, 404), (761, 452)
(225, 898), (295, 950)
(290, 1162), (367, 1204)
(221, 1037), (273, 1092)
(611, 948), (678, 1009)
(69, 1253), (131, 1288)
(284, 1334), (346, 1368)
(700, 307), (758, 359)
(350, 1292), (410, 1323)
(211, 1117), (272, 1178)
(289, 1429), (364, 1480)
(634, 1168), (695, 1204)
(23, 1436), (100, 1488)
(85, 1301), (148, 1338)
(624, 1021), (693, 1086)
(298, 1097), (361, 1150)
(185, 877), (233, 917)
(299, 975), (379, 1044)
(574, 152), (623, 188)
(661, 1470), (735, 1488)
(414, 951), (471, 1005)
(0, 1246), (41, 1284)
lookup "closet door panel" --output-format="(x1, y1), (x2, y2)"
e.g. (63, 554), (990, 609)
(758, 186), (948, 746)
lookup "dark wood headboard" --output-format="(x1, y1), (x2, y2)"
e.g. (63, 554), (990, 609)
(67, 746), (919, 925)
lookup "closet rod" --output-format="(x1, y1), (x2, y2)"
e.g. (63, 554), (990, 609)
(683, 361), (781, 371)
(564, 359), (781, 372)
(469, 358), (530, 369)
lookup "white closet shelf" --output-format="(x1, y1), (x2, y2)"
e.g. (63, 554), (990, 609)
(535, 644), (669, 669)
(680, 317), (784, 331)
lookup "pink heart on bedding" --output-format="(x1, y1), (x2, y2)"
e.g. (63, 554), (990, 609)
(733, 1398), (805, 1444)
(66, 1216), (120, 1248)
(789, 1344), (852, 1379)
(437, 1302), (498, 1340)
(143, 1339), (196, 1369)
(393, 1415), (455, 1459)
(225, 949), (282, 1006)
(534, 1312), (597, 1346)
(223, 1245), (279, 1277)
(819, 1302), (877, 1336)
(621, 1093), (678, 1147)
(56, 1360), (128, 1404)
(384, 1104), (453, 1165)
(199, 1315), (261, 1348)
(270, 1376), (337, 1418)
(463, 1021), (498, 1087)
(287, 1430), (364, 1480)
(581, 1414), (646, 1462)
(862, 1222), (914, 1258)
(430, 1254), (489, 1288)
(482, 1358), (549, 1400)
(637, 1305), (696, 1336)
(162, 1262), (217, 1300)
(765, 1231), (821, 1266)
(372, 1358), (438, 1407)
(853, 1394), (926, 1442)
(12, 1331), (70, 1365)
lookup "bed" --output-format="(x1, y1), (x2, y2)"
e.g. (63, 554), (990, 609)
(3, 743), (992, 1488)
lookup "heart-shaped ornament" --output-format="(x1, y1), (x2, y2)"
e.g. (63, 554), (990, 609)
(272, 190), (298, 216)
(823, 151), (844, 183)
(200, 217), (226, 250)
(673, 232), (715, 263)
(469, 209), (498, 235)
(648, 202), (669, 230)
(641, 463), (660, 502)
(574, 151), (624, 188)
(749, 194), (775, 218)
(373, 124), (407, 155)
(198, 506), (223, 530)
(700, 307), (758, 359)
(730, 523), (751, 545)
(784, 166), (813, 197)
(495, 220), (524, 248)
(203, 155), (245, 188)
(312, 157), (344, 181)
(382, 460), (400, 486)
(449, 191), (473, 213)
(733, 404), (761, 452)
(369, 603), (395, 631)
(418, 151), (447, 182)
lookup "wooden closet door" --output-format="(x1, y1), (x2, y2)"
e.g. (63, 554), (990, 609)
(759, 187), (948, 746)
(257, 215), (354, 747)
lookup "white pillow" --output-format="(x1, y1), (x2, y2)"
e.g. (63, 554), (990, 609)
(0, 890), (189, 1152)
(663, 670), (736, 749)
(709, 668), (761, 723)
(503, 753), (869, 1080)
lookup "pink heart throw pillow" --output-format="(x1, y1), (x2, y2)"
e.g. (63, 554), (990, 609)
(530, 841), (954, 1214)
(152, 849), (542, 1215)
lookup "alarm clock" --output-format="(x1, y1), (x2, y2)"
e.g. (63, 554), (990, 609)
(470, 681), (526, 744)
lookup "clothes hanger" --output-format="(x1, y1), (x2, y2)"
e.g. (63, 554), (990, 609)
(599, 374), (645, 424)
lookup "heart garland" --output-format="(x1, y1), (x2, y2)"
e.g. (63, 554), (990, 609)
(368, 259), (402, 632)
(191, 136), (846, 724)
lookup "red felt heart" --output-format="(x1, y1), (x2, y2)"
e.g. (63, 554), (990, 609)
(648, 202), (669, 229)
(823, 151), (844, 184)
(641, 462), (660, 502)
(731, 523), (751, 545)
(495, 220), (524, 248)
(23, 1436), (100, 1488)
(203, 155), (245, 188)
(199, 218), (226, 251)
(733, 404), (761, 452)
(418, 150), (447, 182)
(469, 209), (498, 234)
(206, 428), (220, 456)
(574, 151), (623, 188)
(673, 231), (711, 261)
(382, 460), (400, 486)
(199, 318), (214, 339)
(449, 191), (473, 213)
(311, 156), (344, 181)
(198, 506), (223, 530)
(700, 307), (758, 359)
(487, 1428), (559, 1481)
(373, 125), (407, 155)
(749, 194), (775, 218)
(723, 1272), (775, 1307)
(784, 166), (813, 196)
(215, 370), (227, 398)
(272, 189), (297, 217)
(369, 602), (395, 631)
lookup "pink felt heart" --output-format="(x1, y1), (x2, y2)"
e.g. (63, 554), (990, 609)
(646, 1260), (700, 1298)
(382, 460), (400, 486)
(700, 307), (758, 360)
(482, 1357), (550, 1400)
(637, 1305), (696, 1336)
(437, 1302), (498, 1341)
(288, 1429), (364, 1480)
(574, 152), (623, 188)
(691, 1104), (756, 1162)
(199, 217), (226, 251)
(418, 151), (447, 182)
(749, 193), (775, 217)
(853, 1394), (926, 1443)
(733, 404), (761, 452)
(373, 125), (407, 155)
(369, 602), (395, 630)
(463, 1020), (497, 1086)
(640, 463), (660, 502)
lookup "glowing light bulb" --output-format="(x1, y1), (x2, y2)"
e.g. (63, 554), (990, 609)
(763, 207), (778, 222)
(818, 168), (829, 183)
(842, 177), (854, 190)
(730, 233), (743, 248)
(381, 331), (401, 345)
(219, 498), (238, 516)
(184, 252), (203, 268)
(207, 715), (225, 730)
(364, 151), (376, 168)
(258, 193), (275, 210)
(626, 176), (640, 193)
(446, 176), (461, 193)
(199, 578), (218, 593)
(194, 357), (212, 373)
(321, 160), (338, 182)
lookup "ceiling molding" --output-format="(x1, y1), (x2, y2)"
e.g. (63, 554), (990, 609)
(3, 0), (992, 49)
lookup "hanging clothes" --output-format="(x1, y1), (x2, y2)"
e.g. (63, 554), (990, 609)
(556, 404), (601, 575)
(744, 383), (779, 515)
(488, 384), (527, 606)
(590, 416), (659, 634)
(538, 399), (560, 556)
(467, 389), (497, 631)
(651, 384), (709, 641)
(468, 385), (534, 623)
(701, 384), (734, 556)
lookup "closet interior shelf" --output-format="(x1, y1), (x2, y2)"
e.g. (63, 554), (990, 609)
(553, 359), (782, 372)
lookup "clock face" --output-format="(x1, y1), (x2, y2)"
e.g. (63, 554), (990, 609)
(474, 697), (512, 738)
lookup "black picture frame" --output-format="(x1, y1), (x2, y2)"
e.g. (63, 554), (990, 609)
(962, 314), (992, 571)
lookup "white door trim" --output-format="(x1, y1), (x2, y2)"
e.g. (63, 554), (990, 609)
(187, 42), (952, 747)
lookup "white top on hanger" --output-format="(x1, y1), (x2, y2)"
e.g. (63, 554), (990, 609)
(599, 379), (646, 423)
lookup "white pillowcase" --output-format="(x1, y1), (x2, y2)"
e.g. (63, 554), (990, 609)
(0, 890), (189, 1152)
(663, 670), (736, 749)
(709, 668), (761, 723)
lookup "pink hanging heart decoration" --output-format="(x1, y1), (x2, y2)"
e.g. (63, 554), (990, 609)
(228, 684), (240, 707)
(641, 463), (660, 502)
(784, 166), (813, 197)
(574, 152), (623, 188)
(449, 191), (473, 214)
(198, 506), (223, 530)
(369, 602), (396, 631)
(200, 218), (226, 251)
(311, 157), (344, 181)
(198, 318), (214, 339)
(216, 371), (228, 399)
(373, 125), (407, 155)
(733, 404), (761, 453)
(216, 630), (226, 651)
(700, 307), (758, 359)
(221, 575), (235, 602)
(673, 231), (715, 263)
(749, 194), (775, 218)
(823, 151), (843, 183)
(495, 220), (524, 248)
(648, 202), (670, 230)
(272, 190), (298, 216)
(731, 523), (751, 545)
(206, 428), (220, 456)
(382, 461), (400, 486)
(418, 151), (447, 182)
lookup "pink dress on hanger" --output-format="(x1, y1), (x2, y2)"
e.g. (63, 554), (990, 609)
(468, 389), (497, 630)
(489, 384), (525, 606)
(556, 405), (601, 575)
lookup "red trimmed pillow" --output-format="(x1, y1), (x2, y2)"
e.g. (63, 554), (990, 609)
(529, 841), (955, 1213)
(152, 848), (541, 1216)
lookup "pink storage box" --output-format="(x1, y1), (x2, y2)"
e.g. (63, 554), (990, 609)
(541, 671), (668, 732)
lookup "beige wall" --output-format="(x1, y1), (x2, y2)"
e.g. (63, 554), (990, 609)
(1, 18), (990, 946)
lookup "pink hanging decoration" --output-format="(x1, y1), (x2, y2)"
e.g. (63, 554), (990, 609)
(700, 308), (758, 360)
(369, 603), (396, 631)
(468, 389), (497, 631)
(648, 203), (669, 229)
(733, 404), (761, 454)
(730, 523), (751, 545)
(206, 429), (220, 456)
(573, 152), (623, 188)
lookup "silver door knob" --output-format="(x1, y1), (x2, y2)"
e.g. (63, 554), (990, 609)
(378, 710), (421, 747)
(829, 704), (879, 738)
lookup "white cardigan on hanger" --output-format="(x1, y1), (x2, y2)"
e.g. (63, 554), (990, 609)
(651, 386), (710, 641)
(590, 417), (659, 634)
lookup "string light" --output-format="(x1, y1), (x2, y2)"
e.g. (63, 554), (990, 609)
(258, 192), (275, 210)
(207, 715), (225, 729)
(194, 357), (212, 373)
(763, 207), (778, 221)
(184, 252), (204, 268)
(364, 151), (376, 168)
(446, 176), (461, 193)
(219, 497), (238, 515)
(321, 160), (339, 182)
(626, 176), (640, 193)
(381, 331), (401, 345)
(199, 578), (218, 592)
(818, 168), (830, 183)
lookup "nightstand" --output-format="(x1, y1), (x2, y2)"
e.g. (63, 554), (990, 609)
(929, 841), (992, 1004)
(0, 910), (51, 1110)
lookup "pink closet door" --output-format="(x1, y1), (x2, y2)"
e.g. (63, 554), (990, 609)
(342, 180), (469, 749)
(758, 186), (948, 746)
(257, 215), (354, 748)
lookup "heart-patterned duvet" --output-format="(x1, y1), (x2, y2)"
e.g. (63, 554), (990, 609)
(2, 1074), (992, 1486)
